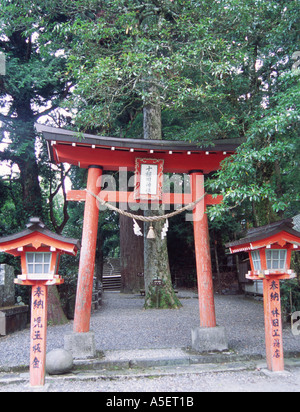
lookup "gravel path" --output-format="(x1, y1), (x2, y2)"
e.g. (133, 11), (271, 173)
(38, 368), (300, 393)
(94, 290), (300, 356)
(1, 290), (300, 392)
(0, 289), (299, 369)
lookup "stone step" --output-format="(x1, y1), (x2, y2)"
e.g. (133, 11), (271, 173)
(102, 275), (121, 291)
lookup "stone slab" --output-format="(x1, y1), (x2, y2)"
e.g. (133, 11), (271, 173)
(64, 331), (96, 359)
(0, 305), (29, 336)
(191, 326), (228, 353)
(0, 265), (15, 307)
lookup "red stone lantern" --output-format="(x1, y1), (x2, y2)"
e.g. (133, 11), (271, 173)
(227, 219), (300, 372)
(0, 217), (79, 387)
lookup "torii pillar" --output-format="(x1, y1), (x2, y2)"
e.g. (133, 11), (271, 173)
(190, 171), (228, 352)
(65, 166), (103, 359)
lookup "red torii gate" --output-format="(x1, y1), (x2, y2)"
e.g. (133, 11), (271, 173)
(37, 124), (241, 355)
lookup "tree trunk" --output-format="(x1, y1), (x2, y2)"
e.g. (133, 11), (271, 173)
(120, 212), (144, 294)
(143, 86), (162, 140)
(144, 213), (181, 308)
(213, 230), (222, 294)
(47, 286), (68, 325)
(14, 108), (44, 220)
(143, 82), (181, 309)
(21, 152), (43, 218)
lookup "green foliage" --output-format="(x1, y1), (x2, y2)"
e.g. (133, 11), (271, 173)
(54, 0), (299, 228)
(281, 279), (300, 319)
(56, 0), (247, 139)
(203, 0), (300, 224)
(0, 0), (77, 225)
(49, 0), (300, 292)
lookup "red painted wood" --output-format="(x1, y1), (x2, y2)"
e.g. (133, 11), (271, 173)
(14, 278), (64, 286)
(246, 272), (296, 281)
(263, 278), (284, 372)
(134, 158), (164, 201)
(73, 167), (102, 333)
(30, 283), (48, 387)
(0, 232), (78, 256)
(230, 233), (300, 255)
(54, 145), (229, 174)
(190, 172), (216, 328)
(67, 190), (223, 206)
(67, 190), (87, 202)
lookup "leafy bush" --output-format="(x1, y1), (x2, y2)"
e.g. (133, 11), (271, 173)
(281, 279), (300, 320)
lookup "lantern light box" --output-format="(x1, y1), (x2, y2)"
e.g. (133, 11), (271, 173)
(0, 217), (80, 285)
(227, 219), (299, 280)
(227, 219), (300, 372)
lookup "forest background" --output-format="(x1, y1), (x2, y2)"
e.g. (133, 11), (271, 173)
(0, 0), (299, 322)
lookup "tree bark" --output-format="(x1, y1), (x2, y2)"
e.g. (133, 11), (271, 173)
(143, 82), (181, 309)
(47, 286), (68, 325)
(13, 108), (44, 220)
(21, 152), (43, 218)
(143, 85), (162, 140)
(144, 213), (181, 308)
(120, 212), (144, 294)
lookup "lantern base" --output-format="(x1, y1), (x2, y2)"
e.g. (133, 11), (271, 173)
(246, 269), (296, 281)
(260, 367), (290, 377)
(191, 326), (228, 353)
(64, 331), (96, 359)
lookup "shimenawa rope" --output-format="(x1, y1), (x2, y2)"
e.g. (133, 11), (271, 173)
(85, 189), (207, 222)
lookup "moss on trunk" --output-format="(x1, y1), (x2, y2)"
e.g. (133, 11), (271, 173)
(144, 213), (182, 309)
(144, 282), (182, 309)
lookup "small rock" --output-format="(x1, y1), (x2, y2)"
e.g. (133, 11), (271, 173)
(129, 360), (138, 368)
(46, 349), (73, 375)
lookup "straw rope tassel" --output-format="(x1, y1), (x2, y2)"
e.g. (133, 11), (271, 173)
(147, 225), (156, 239)
(133, 219), (143, 237)
(161, 219), (169, 240)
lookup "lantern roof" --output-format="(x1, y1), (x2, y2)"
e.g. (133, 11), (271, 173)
(226, 219), (300, 253)
(0, 217), (80, 256)
(36, 123), (243, 174)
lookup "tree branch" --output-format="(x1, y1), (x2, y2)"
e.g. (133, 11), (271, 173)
(0, 40), (10, 52)
(0, 112), (12, 126)
(34, 83), (74, 121)
(49, 164), (71, 234)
